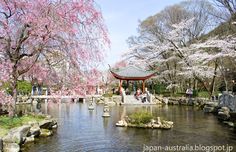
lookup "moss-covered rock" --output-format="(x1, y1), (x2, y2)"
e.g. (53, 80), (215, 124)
(40, 129), (53, 137)
(2, 125), (30, 145)
(3, 143), (20, 152)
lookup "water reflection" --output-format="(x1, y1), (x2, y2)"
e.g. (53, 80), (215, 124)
(22, 101), (236, 152)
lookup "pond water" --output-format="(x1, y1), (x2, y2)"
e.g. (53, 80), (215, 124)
(22, 101), (236, 152)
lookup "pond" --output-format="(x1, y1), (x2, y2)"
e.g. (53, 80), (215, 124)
(22, 101), (236, 152)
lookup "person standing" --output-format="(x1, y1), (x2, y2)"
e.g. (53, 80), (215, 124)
(186, 88), (193, 98)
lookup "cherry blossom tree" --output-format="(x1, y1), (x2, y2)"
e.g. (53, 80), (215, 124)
(125, 18), (198, 92)
(0, 60), (13, 115)
(125, 17), (221, 95)
(125, 0), (220, 93)
(0, 0), (109, 115)
(189, 35), (236, 93)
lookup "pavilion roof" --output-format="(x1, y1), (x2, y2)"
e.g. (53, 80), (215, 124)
(110, 65), (156, 80)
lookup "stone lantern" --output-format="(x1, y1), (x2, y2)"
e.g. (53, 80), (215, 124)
(88, 97), (94, 110)
(102, 100), (110, 117)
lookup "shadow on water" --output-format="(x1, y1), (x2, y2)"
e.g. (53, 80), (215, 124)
(21, 101), (236, 152)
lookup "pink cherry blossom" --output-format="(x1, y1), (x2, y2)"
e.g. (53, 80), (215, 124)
(0, 0), (109, 115)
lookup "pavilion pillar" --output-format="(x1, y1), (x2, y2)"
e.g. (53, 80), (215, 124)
(127, 80), (129, 89)
(119, 79), (123, 94)
(142, 80), (145, 93)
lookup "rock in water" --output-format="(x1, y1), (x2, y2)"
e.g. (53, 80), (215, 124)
(218, 112), (230, 121)
(116, 120), (127, 127)
(3, 143), (20, 152)
(52, 124), (58, 129)
(29, 125), (40, 137)
(203, 106), (215, 113)
(0, 138), (3, 152)
(223, 121), (234, 127)
(218, 107), (230, 121)
(39, 119), (56, 129)
(3, 125), (30, 145)
(40, 129), (53, 137)
(24, 136), (35, 144)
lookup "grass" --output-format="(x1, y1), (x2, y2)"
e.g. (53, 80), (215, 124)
(129, 110), (153, 125)
(197, 91), (220, 98)
(197, 91), (210, 98)
(0, 114), (46, 137)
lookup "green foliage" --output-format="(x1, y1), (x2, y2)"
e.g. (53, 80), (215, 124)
(193, 90), (198, 97)
(0, 81), (11, 94)
(151, 83), (166, 94)
(171, 92), (185, 97)
(103, 93), (113, 97)
(129, 110), (153, 125)
(0, 80), (32, 95)
(17, 80), (32, 95)
(0, 128), (8, 137)
(197, 91), (210, 98)
(0, 114), (45, 137)
(196, 91), (220, 98)
(162, 92), (171, 97)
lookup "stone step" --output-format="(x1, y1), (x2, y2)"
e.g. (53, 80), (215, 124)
(123, 95), (152, 104)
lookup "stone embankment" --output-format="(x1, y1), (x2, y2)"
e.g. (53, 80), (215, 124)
(0, 115), (57, 152)
(153, 96), (211, 106)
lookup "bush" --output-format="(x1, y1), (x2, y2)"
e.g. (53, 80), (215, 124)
(162, 92), (171, 97)
(103, 93), (113, 97)
(17, 80), (32, 95)
(151, 83), (166, 94)
(198, 91), (210, 98)
(193, 90), (198, 97)
(129, 111), (153, 125)
(0, 80), (32, 95)
(172, 92), (185, 97)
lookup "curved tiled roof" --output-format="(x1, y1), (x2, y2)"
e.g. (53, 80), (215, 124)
(110, 65), (156, 80)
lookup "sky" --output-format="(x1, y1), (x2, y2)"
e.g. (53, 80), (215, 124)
(95, 0), (184, 69)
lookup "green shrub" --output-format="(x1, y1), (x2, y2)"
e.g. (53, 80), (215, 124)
(152, 83), (166, 94)
(198, 91), (210, 98)
(129, 111), (153, 125)
(17, 80), (32, 95)
(0, 81), (11, 95)
(162, 92), (171, 97)
(193, 90), (198, 97)
(103, 93), (113, 97)
(172, 92), (185, 97)
(0, 80), (32, 95)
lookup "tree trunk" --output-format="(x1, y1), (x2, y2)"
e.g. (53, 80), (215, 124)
(219, 58), (228, 92)
(224, 76), (228, 92)
(11, 65), (18, 117)
(12, 77), (18, 116)
(210, 62), (218, 97)
(194, 76), (211, 97)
